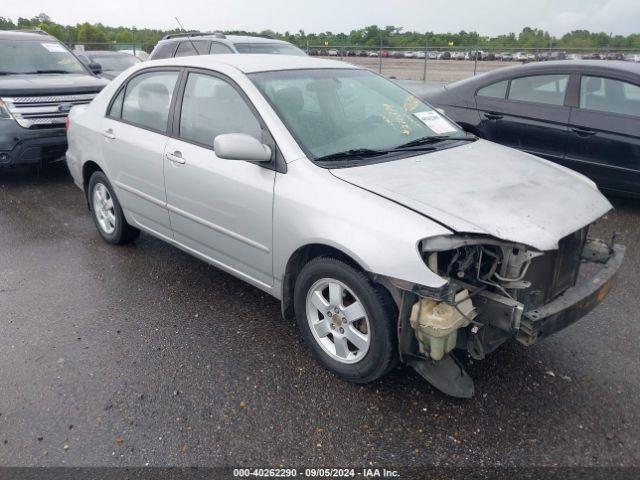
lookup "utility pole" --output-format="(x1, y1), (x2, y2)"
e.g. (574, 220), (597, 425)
(422, 35), (428, 82)
(379, 35), (383, 74)
(474, 40), (479, 76)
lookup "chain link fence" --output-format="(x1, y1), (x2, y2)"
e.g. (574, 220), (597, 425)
(300, 45), (640, 82)
(68, 42), (640, 83)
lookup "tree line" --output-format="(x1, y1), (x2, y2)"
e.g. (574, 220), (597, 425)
(2, 14), (639, 51)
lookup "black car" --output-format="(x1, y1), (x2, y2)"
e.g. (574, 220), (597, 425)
(74, 50), (140, 80)
(0, 30), (107, 168)
(406, 60), (640, 198)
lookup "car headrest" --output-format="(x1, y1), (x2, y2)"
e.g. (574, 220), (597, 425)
(140, 82), (170, 99)
(585, 76), (603, 93)
(214, 83), (240, 101)
(273, 87), (304, 114)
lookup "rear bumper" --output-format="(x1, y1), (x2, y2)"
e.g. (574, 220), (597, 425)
(0, 123), (67, 167)
(517, 243), (625, 345)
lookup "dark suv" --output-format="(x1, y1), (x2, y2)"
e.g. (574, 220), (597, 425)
(149, 32), (307, 60)
(0, 30), (107, 168)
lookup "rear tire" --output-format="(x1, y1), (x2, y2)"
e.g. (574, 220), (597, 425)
(293, 256), (398, 383)
(88, 171), (139, 245)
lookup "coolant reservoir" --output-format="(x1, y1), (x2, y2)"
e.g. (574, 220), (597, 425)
(410, 289), (476, 361)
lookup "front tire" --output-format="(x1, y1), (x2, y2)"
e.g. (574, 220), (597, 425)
(88, 171), (139, 245)
(293, 257), (398, 383)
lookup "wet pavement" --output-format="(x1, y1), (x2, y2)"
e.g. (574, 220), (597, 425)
(0, 164), (639, 468)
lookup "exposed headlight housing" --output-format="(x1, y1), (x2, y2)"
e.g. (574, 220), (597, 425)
(0, 98), (14, 120)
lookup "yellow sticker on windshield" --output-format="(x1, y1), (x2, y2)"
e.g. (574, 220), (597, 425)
(403, 95), (420, 112)
(383, 103), (413, 136)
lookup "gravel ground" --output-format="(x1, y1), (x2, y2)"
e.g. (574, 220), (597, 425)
(0, 164), (639, 469)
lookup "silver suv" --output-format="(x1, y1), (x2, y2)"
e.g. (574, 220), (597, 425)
(65, 54), (623, 398)
(149, 32), (306, 60)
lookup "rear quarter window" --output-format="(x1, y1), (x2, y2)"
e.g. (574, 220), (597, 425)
(150, 42), (177, 60)
(209, 42), (234, 54)
(175, 41), (210, 57)
(477, 80), (508, 99)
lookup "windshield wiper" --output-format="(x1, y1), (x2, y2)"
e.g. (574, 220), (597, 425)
(23, 70), (71, 74)
(315, 148), (391, 163)
(395, 134), (477, 149)
(0, 71), (19, 76)
(315, 144), (441, 165)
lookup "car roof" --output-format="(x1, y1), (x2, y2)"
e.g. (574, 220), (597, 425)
(0, 30), (56, 41)
(145, 54), (358, 73)
(81, 50), (134, 56)
(449, 60), (640, 90)
(160, 34), (293, 46)
(487, 59), (638, 78)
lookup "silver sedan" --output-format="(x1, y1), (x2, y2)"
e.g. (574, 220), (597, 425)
(66, 55), (623, 398)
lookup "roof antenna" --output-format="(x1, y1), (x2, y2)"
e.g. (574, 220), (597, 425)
(175, 16), (200, 55)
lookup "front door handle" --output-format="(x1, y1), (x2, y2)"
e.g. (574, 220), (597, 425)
(572, 127), (596, 137)
(484, 112), (503, 121)
(166, 150), (186, 164)
(102, 128), (116, 140)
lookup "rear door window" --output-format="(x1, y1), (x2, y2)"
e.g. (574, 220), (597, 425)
(120, 71), (180, 132)
(580, 76), (640, 118)
(508, 74), (569, 106)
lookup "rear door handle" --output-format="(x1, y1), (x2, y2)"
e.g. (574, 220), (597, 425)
(572, 127), (596, 137)
(166, 151), (186, 164)
(102, 129), (116, 140)
(484, 112), (503, 121)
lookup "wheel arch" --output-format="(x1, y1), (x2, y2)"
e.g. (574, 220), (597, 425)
(82, 160), (104, 205)
(281, 243), (382, 321)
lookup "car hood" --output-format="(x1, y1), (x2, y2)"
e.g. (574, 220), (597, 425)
(98, 71), (119, 81)
(330, 139), (612, 251)
(0, 73), (107, 96)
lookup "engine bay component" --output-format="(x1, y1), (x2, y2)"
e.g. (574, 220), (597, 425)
(581, 237), (615, 263)
(409, 289), (476, 361)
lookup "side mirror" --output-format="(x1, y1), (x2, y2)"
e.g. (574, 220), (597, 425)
(214, 133), (272, 163)
(88, 62), (102, 75)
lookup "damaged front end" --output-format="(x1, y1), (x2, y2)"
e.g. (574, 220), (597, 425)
(391, 228), (624, 398)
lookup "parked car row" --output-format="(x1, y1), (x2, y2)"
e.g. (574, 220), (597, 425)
(312, 48), (640, 63)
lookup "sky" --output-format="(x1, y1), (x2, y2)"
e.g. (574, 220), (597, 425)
(2, 0), (639, 36)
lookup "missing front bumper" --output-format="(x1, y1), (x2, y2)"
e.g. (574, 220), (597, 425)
(517, 243), (625, 345)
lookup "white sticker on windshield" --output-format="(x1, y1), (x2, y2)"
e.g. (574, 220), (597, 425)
(41, 42), (67, 53)
(414, 110), (457, 135)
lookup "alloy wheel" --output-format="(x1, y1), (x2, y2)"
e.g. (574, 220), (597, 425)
(305, 278), (371, 364)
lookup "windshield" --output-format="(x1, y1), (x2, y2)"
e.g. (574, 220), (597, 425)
(235, 43), (307, 56)
(250, 69), (465, 160)
(90, 54), (140, 71)
(0, 40), (86, 74)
